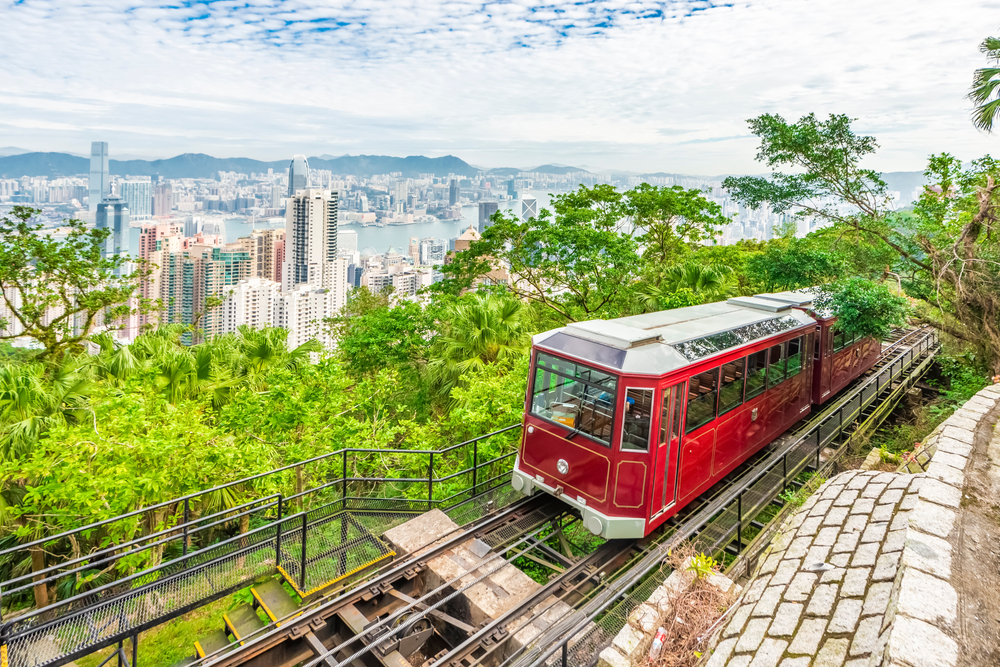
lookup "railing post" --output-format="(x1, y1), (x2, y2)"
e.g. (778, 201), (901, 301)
(342, 451), (348, 511)
(300, 512), (308, 593)
(132, 633), (138, 667)
(182, 498), (190, 557)
(428, 452), (435, 511)
(472, 438), (479, 497)
(562, 642), (568, 667)
(275, 496), (283, 569)
(736, 492), (743, 554)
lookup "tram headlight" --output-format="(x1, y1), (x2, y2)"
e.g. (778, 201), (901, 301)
(557, 459), (569, 475)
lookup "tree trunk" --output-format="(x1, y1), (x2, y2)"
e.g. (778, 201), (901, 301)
(30, 546), (49, 609)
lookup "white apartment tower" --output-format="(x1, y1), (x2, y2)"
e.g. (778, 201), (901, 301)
(283, 189), (338, 291)
(119, 179), (152, 220)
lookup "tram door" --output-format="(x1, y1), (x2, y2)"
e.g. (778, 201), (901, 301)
(650, 381), (686, 518)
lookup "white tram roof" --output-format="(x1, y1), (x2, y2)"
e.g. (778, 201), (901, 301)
(533, 291), (818, 376)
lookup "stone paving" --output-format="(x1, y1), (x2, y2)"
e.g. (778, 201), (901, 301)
(699, 383), (1000, 667)
(704, 469), (918, 667)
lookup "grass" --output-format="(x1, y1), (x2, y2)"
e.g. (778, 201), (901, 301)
(76, 591), (244, 667)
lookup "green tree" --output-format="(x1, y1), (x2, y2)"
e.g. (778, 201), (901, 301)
(969, 36), (1000, 132)
(0, 207), (150, 366)
(745, 237), (845, 292)
(625, 183), (729, 267)
(327, 287), (433, 376)
(813, 278), (911, 340)
(428, 293), (530, 397)
(724, 112), (1000, 371)
(442, 186), (641, 321)
(659, 263), (732, 302)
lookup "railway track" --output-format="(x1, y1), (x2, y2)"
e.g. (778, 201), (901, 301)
(7, 327), (937, 667)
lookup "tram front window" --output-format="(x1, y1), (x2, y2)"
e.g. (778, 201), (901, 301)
(530, 352), (618, 446)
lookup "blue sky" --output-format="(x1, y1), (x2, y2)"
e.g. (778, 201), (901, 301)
(1, 0), (997, 173)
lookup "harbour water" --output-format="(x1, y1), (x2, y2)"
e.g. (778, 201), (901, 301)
(221, 190), (553, 253)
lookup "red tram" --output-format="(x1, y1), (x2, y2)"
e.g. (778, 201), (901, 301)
(511, 289), (879, 538)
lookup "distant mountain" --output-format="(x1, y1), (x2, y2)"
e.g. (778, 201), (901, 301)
(881, 171), (927, 204)
(487, 167), (522, 177)
(0, 152), (89, 178)
(0, 152), (479, 179)
(0, 146), (32, 157)
(529, 164), (590, 175)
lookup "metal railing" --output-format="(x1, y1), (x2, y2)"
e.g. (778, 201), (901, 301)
(0, 424), (523, 667)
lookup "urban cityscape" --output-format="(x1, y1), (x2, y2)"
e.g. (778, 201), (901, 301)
(0, 141), (930, 349)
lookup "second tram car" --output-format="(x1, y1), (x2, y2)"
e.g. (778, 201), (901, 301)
(511, 289), (878, 538)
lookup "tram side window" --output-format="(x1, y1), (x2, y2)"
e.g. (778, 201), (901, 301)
(745, 350), (768, 400)
(718, 358), (746, 416)
(622, 388), (655, 451)
(530, 352), (618, 446)
(686, 367), (719, 433)
(767, 343), (787, 388)
(833, 328), (846, 352)
(786, 336), (804, 377)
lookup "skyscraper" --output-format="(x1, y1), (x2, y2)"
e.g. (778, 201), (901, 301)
(153, 183), (173, 216)
(96, 193), (131, 276)
(119, 179), (152, 220)
(521, 196), (538, 222)
(287, 154), (309, 197)
(395, 181), (408, 213)
(338, 229), (358, 256)
(283, 188), (338, 291)
(89, 141), (109, 213)
(449, 179), (459, 205)
(479, 201), (499, 233)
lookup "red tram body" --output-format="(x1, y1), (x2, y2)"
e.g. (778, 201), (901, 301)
(511, 290), (878, 538)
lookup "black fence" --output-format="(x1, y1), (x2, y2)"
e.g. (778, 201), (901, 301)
(0, 425), (523, 667)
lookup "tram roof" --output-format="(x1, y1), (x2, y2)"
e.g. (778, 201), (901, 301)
(533, 291), (818, 375)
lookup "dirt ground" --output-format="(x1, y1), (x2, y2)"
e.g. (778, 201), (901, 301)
(952, 407), (1000, 666)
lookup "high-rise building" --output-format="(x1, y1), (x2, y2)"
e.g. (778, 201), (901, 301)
(449, 179), (459, 205)
(419, 237), (447, 266)
(283, 189), (338, 291)
(271, 182), (284, 210)
(521, 196), (538, 222)
(119, 179), (152, 220)
(507, 179), (517, 197)
(338, 229), (358, 256)
(249, 228), (286, 283)
(89, 141), (110, 213)
(287, 155), (309, 197)
(96, 194), (131, 276)
(408, 236), (420, 264)
(153, 183), (173, 216)
(478, 201), (499, 233)
(395, 181), (408, 213)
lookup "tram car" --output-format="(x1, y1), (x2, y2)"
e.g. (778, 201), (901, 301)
(511, 289), (879, 538)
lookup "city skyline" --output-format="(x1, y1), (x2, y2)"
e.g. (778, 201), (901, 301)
(1, 1), (997, 174)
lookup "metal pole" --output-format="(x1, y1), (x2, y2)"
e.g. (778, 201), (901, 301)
(182, 498), (190, 557)
(300, 512), (308, 593)
(736, 492), (742, 554)
(428, 452), (435, 511)
(342, 451), (348, 511)
(275, 496), (283, 569)
(118, 640), (124, 667)
(561, 643), (568, 667)
(472, 439), (478, 497)
(131, 633), (138, 667)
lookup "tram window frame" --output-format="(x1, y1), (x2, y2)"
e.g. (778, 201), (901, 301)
(745, 349), (768, 400)
(529, 351), (618, 447)
(832, 328), (847, 352)
(686, 367), (720, 434)
(718, 358), (746, 416)
(767, 342), (787, 388)
(621, 388), (655, 452)
(786, 336), (804, 378)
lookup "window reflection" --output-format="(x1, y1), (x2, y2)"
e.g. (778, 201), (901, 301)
(686, 367), (719, 433)
(622, 388), (654, 451)
(673, 316), (803, 362)
(531, 352), (618, 446)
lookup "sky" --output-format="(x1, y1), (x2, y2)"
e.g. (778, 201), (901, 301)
(1, 0), (998, 174)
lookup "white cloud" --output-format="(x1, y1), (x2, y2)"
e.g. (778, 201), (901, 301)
(0, 0), (997, 173)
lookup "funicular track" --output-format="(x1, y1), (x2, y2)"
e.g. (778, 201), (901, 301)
(1, 327), (939, 667)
